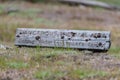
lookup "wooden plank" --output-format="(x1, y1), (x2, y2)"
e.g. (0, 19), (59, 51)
(15, 28), (111, 51)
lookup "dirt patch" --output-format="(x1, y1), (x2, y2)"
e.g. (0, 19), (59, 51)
(0, 69), (35, 80)
(38, 5), (120, 26)
(67, 53), (120, 71)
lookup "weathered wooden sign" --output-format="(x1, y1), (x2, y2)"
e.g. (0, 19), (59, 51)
(15, 28), (111, 51)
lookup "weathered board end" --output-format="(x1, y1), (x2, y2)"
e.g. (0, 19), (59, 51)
(15, 28), (111, 52)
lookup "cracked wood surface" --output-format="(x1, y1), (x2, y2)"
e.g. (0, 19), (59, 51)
(15, 28), (111, 51)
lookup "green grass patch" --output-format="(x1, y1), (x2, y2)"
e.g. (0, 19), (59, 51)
(0, 57), (7, 69)
(0, 9), (3, 14)
(34, 70), (66, 80)
(9, 8), (42, 18)
(97, 0), (120, 6)
(29, 47), (79, 69)
(34, 70), (51, 79)
(34, 18), (58, 26)
(0, 56), (29, 69)
(0, 24), (19, 41)
(0, 55), (29, 69)
(0, 23), (35, 42)
(70, 69), (108, 79)
(109, 46), (120, 58)
(34, 67), (108, 80)
(6, 61), (29, 69)
(109, 47), (120, 54)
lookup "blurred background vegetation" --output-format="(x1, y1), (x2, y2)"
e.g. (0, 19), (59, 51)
(0, 0), (120, 5)
(0, 0), (120, 80)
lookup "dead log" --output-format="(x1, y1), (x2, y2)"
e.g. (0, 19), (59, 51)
(58, 0), (120, 10)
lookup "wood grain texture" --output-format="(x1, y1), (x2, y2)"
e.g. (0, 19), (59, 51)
(15, 28), (111, 51)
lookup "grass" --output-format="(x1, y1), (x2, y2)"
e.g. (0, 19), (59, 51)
(70, 69), (108, 79)
(0, 57), (7, 69)
(97, 0), (120, 6)
(34, 70), (107, 80)
(109, 47), (120, 59)
(35, 70), (66, 80)
(0, 1), (120, 80)
(109, 47), (120, 54)
(0, 56), (29, 69)
(9, 8), (43, 18)
(6, 61), (29, 69)
(34, 61), (108, 80)
(35, 70), (51, 79)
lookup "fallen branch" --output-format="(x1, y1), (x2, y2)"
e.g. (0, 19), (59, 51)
(58, 0), (120, 10)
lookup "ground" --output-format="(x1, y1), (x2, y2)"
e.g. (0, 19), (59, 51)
(0, 1), (120, 80)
